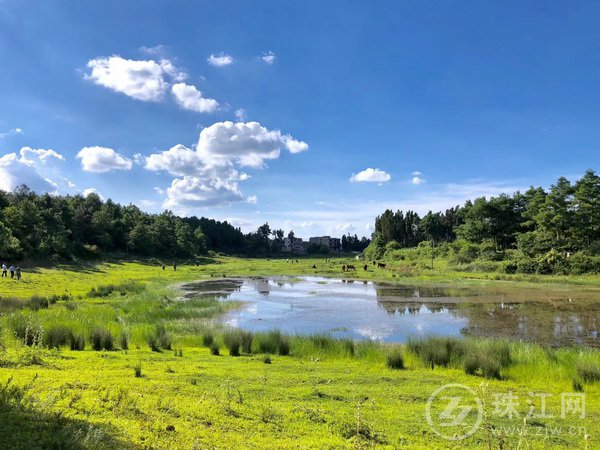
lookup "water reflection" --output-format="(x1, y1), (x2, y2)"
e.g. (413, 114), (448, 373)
(185, 277), (599, 347)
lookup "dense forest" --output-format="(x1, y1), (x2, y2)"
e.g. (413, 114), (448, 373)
(0, 187), (356, 261)
(365, 170), (600, 274)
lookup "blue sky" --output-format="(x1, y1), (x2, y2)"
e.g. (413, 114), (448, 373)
(1, 1), (599, 238)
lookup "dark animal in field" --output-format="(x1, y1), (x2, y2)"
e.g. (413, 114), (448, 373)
(342, 264), (347, 272)
(346, 264), (356, 271)
(363, 264), (368, 271)
(312, 264), (317, 269)
(377, 262), (386, 269)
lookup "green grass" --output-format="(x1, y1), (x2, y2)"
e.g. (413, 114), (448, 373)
(0, 256), (599, 448)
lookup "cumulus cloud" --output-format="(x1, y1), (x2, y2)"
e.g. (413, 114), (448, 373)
(0, 147), (65, 193)
(171, 82), (219, 113)
(207, 53), (233, 67)
(85, 55), (186, 101)
(261, 51), (276, 64)
(82, 188), (104, 199)
(144, 121), (307, 209)
(196, 121), (308, 168)
(411, 171), (425, 185)
(0, 128), (23, 139)
(77, 146), (133, 173)
(19, 147), (64, 164)
(247, 195), (258, 204)
(350, 168), (391, 183)
(163, 176), (244, 208)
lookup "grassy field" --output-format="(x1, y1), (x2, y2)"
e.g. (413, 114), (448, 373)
(0, 256), (599, 449)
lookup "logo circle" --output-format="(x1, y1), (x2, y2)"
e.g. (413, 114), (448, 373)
(425, 383), (483, 441)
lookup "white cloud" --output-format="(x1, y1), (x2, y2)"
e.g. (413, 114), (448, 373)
(196, 121), (308, 168)
(19, 147), (64, 164)
(77, 146), (133, 173)
(350, 168), (391, 183)
(261, 51), (276, 64)
(144, 121), (307, 209)
(235, 108), (247, 121)
(0, 147), (65, 193)
(207, 53), (233, 67)
(171, 83), (219, 113)
(85, 56), (186, 101)
(82, 188), (104, 200)
(163, 176), (244, 208)
(153, 186), (165, 196)
(0, 128), (23, 139)
(247, 195), (258, 204)
(411, 176), (425, 185)
(411, 171), (422, 176)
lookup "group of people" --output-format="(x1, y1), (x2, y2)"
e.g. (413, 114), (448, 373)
(1, 263), (22, 280)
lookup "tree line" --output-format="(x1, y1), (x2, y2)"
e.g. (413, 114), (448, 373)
(0, 187), (369, 261)
(366, 170), (600, 274)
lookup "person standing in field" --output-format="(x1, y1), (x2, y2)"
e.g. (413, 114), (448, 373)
(15, 266), (21, 281)
(8, 264), (15, 279)
(1, 263), (6, 277)
(173, 261), (177, 271)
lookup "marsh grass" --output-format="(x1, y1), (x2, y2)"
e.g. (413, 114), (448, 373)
(147, 324), (172, 352)
(134, 361), (142, 378)
(90, 328), (114, 351)
(42, 325), (72, 349)
(408, 336), (511, 379)
(254, 330), (290, 355)
(386, 349), (405, 369)
(86, 282), (144, 298)
(576, 359), (600, 383)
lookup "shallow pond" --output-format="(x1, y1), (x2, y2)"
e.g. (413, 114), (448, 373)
(182, 277), (600, 347)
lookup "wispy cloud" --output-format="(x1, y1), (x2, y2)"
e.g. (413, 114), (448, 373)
(0, 128), (23, 139)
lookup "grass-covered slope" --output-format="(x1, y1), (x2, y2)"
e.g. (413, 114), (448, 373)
(0, 256), (598, 448)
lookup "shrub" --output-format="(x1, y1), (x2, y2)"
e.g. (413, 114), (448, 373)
(263, 355), (272, 364)
(91, 328), (114, 351)
(210, 342), (220, 355)
(386, 349), (405, 370)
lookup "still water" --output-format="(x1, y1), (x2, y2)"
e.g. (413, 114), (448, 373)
(182, 276), (600, 347)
